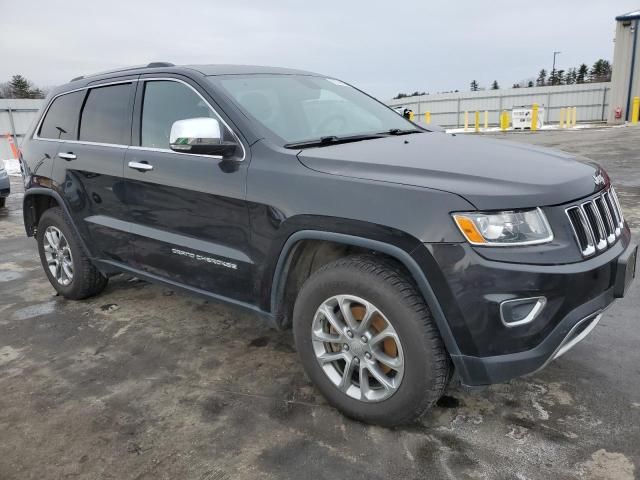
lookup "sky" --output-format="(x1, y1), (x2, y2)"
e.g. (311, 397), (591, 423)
(0, 0), (638, 99)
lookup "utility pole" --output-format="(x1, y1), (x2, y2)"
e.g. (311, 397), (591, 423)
(551, 51), (561, 85)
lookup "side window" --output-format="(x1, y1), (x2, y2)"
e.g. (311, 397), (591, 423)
(79, 83), (132, 145)
(38, 91), (85, 140)
(141, 80), (232, 149)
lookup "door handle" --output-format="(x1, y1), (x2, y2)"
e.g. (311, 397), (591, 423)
(58, 152), (77, 161)
(128, 161), (153, 172)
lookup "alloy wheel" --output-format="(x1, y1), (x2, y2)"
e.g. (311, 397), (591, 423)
(43, 226), (74, 286)
(311, 294), (405, 402)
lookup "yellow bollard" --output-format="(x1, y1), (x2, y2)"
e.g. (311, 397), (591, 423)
(632, 97), (640, 124)
(409, 111), (415, 121)
(464, 111), (469, 131)
(475, 111), (480, 132)
(571, 107), (577, 127)
(484, 110), (489, 129)
(531, 103), (539, 131)
(559, 108), (566, 128)
(500, 110), (509, 131)
(424, 111), (431, 124)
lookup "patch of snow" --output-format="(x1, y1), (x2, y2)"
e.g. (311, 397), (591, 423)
(2, 158), (21, 176)
(445, 123), (610, 134)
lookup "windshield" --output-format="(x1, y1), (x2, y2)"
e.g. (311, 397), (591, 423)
(210, 74), (418, 145)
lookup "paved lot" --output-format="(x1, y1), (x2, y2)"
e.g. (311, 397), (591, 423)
(1, 126), (639, 480)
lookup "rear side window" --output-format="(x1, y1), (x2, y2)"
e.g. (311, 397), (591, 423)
(38, 91), (84, 140)
(140, 80), (233, 149)
(79, 83), (132, 145)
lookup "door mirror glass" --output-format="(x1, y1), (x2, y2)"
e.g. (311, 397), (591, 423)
(169, 117), (237, 157)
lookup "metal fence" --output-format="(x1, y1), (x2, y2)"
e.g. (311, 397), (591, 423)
(0, 99), (45, 158)
(386, 82), (611, 128)
(0, 83), (614, 158)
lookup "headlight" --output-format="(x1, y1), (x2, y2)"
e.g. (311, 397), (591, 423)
(452, 208), (553, 246)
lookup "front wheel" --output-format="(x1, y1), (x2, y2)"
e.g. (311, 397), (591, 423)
(293, 255), (451, 426)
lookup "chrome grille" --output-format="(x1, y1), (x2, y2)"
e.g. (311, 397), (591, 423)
(565, 187), (625, 257)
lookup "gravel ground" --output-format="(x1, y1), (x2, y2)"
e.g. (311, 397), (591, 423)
(1, 126), (639, 480)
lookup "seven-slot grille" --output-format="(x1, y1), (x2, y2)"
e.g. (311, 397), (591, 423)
(565, 187), (625, 257)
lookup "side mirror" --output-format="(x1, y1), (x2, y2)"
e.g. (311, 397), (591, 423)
(169, 117), (237, 157)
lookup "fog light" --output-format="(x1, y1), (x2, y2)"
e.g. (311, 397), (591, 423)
(500, 296), (546, 327)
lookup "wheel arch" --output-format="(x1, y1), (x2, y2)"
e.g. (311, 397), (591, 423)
(270, 230), (462, 359)
(23, 188), (93, 260)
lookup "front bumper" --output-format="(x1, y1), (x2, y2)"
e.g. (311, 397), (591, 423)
(416, 230), (636, 386)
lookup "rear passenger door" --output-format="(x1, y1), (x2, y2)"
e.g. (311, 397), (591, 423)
(124, 76), (252, 302)
(51, 79), (136, 264)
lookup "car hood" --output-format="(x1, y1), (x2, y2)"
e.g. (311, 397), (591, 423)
(297, 133), (603, 210)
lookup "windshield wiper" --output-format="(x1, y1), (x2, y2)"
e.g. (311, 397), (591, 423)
(384, 128), (423, 136)
(284, 133), (386, 149)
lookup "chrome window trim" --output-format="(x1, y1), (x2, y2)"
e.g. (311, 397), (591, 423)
(33, 79), (138, 143)
(140, 77), (246, 161)
(128, 145), (223, 160)
(32, 76), (246, 162)
(34, 137), (128, 149)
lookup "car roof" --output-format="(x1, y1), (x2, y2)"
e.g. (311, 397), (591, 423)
(49, 63), (324, 98)
(185, 64), (321, 76)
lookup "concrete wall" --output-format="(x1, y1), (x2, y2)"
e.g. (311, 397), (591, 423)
(608, 16), (640, 123)
(0, 99), (45, 158)
(386, 83), (610, 128)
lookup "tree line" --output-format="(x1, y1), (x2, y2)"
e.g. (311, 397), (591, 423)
(393, 59), (612, 99)
(0, 75), (47, 99)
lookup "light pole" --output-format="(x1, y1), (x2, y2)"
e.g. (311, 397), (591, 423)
(551, 51), (561, 85)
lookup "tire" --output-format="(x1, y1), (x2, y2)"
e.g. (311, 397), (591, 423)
(0, 197), (5, 208)
(293, 255), (451, 426)
(36, 207), (108, 300)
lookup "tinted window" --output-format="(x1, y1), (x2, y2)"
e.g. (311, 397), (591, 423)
(79, 83), (132, 144)
(141, 80), (231, 149)
(38, 91), (85, 140)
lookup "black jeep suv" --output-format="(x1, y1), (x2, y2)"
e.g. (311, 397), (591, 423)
(20, 63), (637, 426)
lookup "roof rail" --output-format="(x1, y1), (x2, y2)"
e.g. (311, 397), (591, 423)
(147, 62), (175, 68)
(68, 62), (176, 83)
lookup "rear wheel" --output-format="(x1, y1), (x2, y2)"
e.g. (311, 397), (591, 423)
(0, 197), (5, 208)
(36, 207), (108, 299)
(293, 255), (451, 426)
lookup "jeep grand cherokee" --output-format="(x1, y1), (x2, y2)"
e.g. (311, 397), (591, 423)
(19, 63), (637, 426)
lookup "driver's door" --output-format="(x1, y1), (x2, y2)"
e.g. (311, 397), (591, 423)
(124, 76), (253, 302)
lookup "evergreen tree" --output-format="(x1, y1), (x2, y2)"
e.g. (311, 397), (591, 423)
(527, 80), (534, 88)
(9, 75), (32, 98)
(576, 64), (589, 83)
(556, 69), (565, 85)
(3, 75), (46, 99)
(470, 80), (479, 91)
(512, 83), (521, 88)
(589, 59), (612, 83)
(536, 69), (547, 86)
(491, 80), (499, 90)
(565, 68), (577, 85)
